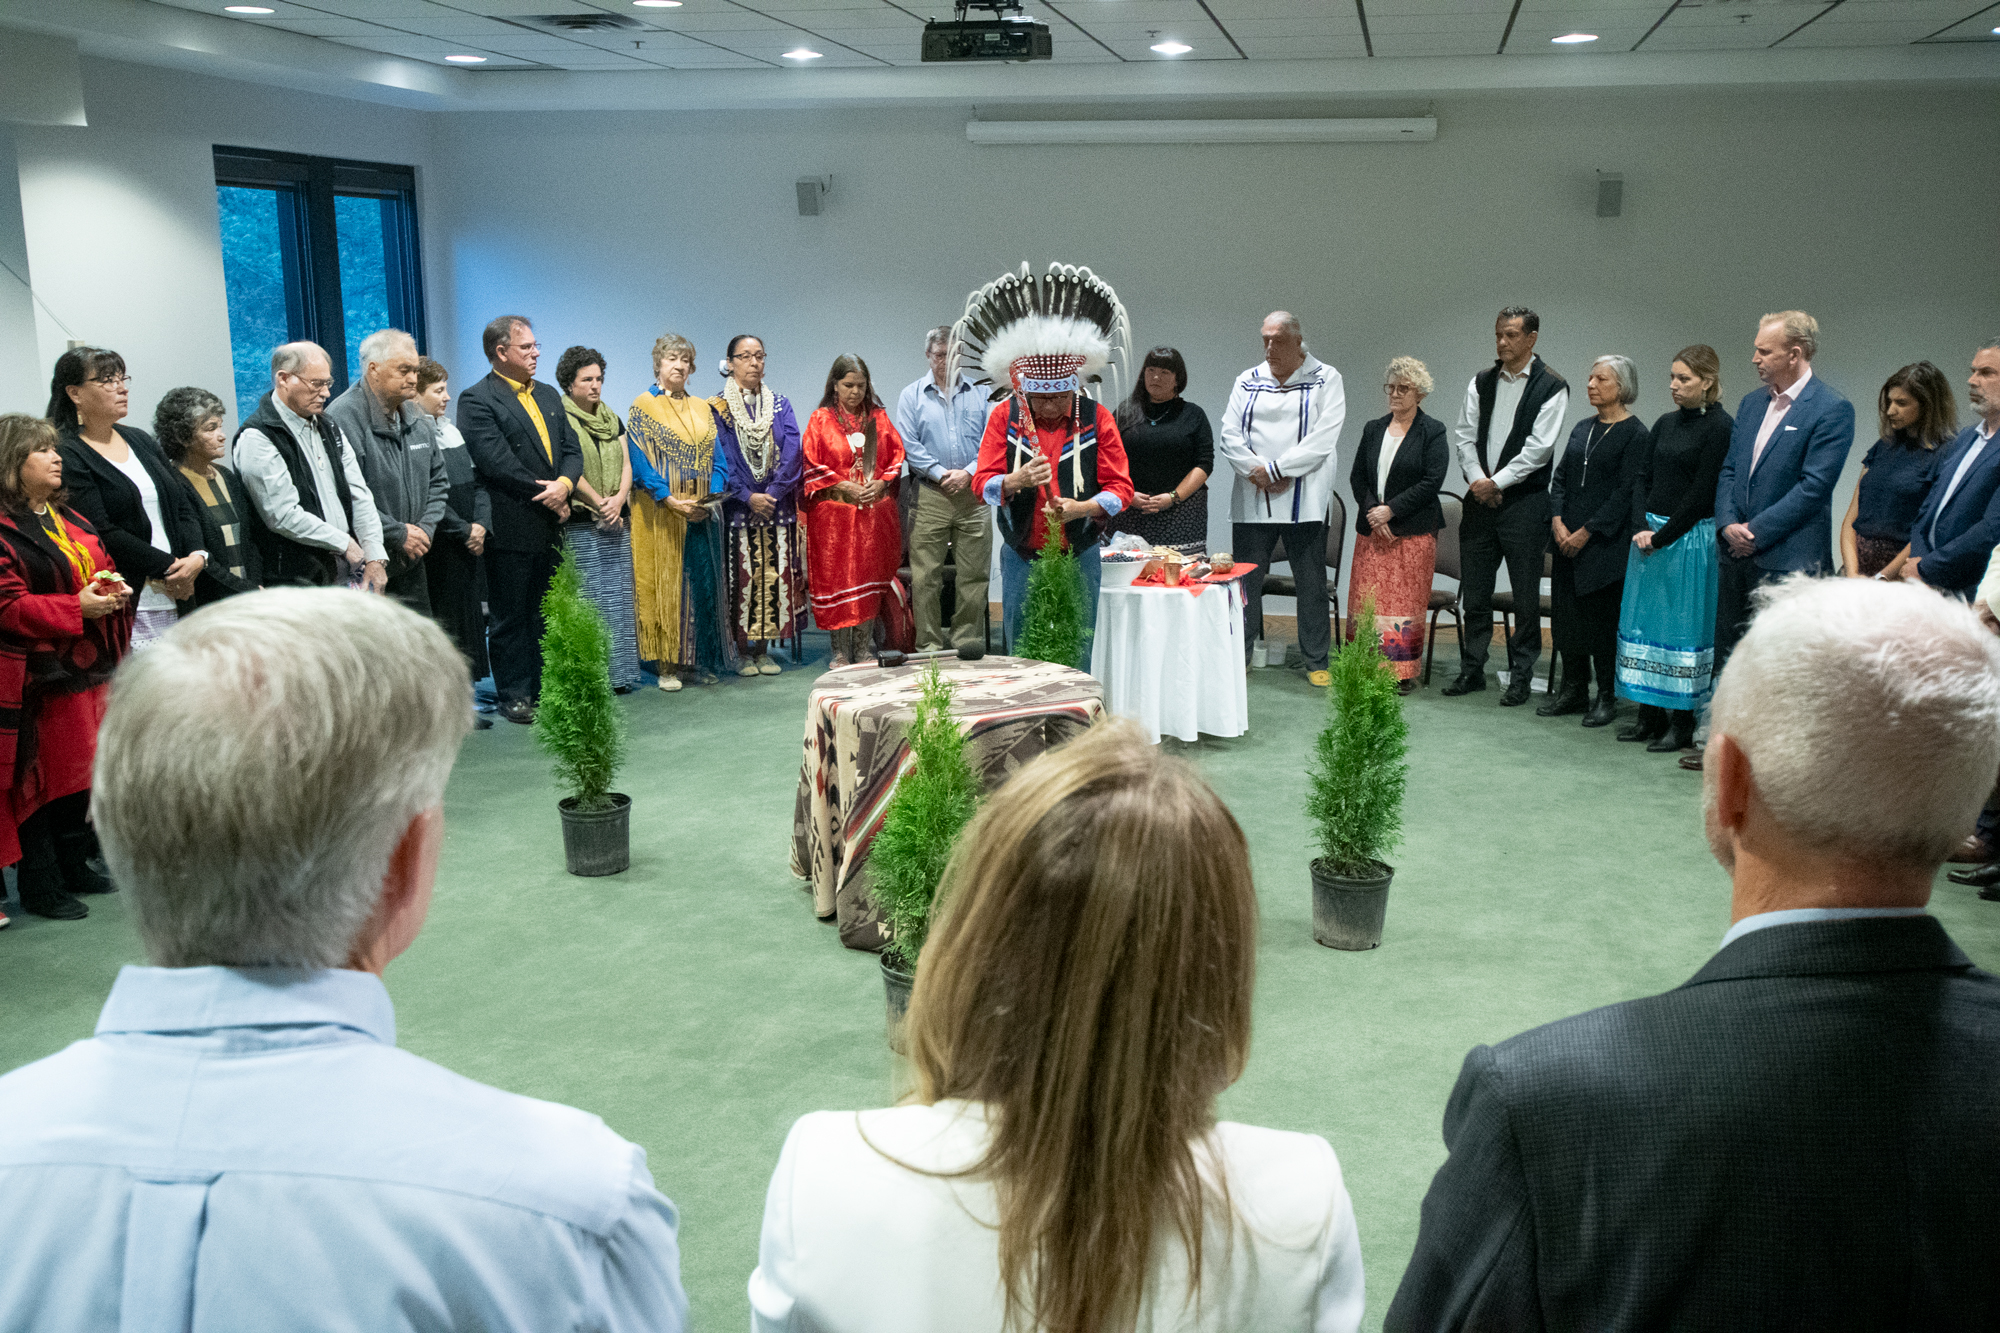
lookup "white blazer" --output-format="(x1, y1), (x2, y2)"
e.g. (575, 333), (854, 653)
(748, 1099), (1364, 1333)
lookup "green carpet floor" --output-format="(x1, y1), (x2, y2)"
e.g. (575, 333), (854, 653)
(5, 654), (1998, 1332)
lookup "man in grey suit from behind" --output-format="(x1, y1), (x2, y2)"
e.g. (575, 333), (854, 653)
(1388, 576), (2000, 1332)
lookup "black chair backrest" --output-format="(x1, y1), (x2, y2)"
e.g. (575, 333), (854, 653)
(1435, 491), (1464, 582)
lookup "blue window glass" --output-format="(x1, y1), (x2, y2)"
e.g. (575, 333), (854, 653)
(216, 184), (300, 419)
(335, 194), (394, 383)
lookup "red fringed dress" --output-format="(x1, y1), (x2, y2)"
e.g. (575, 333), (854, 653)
(0, 506), (132, 866)
(800, 406), (906, 632)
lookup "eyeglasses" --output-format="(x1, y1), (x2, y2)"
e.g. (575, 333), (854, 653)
(505, 341), (541, 354)
(1384, 383), (1419, 395)
(731, 351), (767, 362)
(284, 373), (335, 391)
(89, 375), (132, 390)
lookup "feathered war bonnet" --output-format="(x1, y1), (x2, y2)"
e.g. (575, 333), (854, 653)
(945, 262), (1133, 404)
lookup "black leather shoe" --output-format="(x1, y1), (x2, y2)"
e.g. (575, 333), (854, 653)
(1947, 861), (2000, 887)
(1535, 683), (1586, 716)
(1440, 673), (1486, 696)
(1500, 678), (1533, 707)
(19, 865), (87, 920)
(1981, 883), (2000, 902)
(1581, 695), (1618, 728)
(472, 713), (494, 730)
(1645, 731), (1683, 753)
(1617, 714), (1665, 743)
(501, 700), (535, 726)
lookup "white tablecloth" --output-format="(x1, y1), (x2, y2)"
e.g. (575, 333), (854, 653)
(1091, 581), (1250, 743)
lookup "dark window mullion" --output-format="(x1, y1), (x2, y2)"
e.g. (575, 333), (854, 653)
(302, 159), (348, 395)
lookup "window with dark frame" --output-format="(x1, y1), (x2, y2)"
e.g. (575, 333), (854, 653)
(213, 146), (426, 416)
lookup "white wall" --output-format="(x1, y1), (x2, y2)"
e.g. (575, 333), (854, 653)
(5, 58), (435, 429)
(425, 85), (2000, 591)
(6, 64), (1995, 593)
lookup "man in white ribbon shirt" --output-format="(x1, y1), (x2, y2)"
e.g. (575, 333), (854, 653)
(1217, 311), (1346, 687)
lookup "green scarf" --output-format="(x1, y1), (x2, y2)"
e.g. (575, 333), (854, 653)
(564, 396), (626, 515)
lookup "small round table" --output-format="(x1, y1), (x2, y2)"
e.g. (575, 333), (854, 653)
(1091, 578), (1250, 743)
(790, 654), (1105, 951)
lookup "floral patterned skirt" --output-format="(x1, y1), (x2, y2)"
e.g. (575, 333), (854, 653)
(1347, 532), (1436, 680)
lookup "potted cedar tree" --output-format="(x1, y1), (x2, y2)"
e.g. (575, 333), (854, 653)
(868, 662), (980, 1050)
(1305, 595), (1409, 948)
(534, 552), (632, 875)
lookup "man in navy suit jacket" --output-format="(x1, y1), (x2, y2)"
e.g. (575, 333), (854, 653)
(1712, 311), (1853, 673)
(457, 315), (584, 724)
(1906, 342), (2000, 597)
(1388, 577), (2000, 1333)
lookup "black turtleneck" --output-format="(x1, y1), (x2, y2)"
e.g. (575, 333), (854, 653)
(1633, 403), (1734, 550)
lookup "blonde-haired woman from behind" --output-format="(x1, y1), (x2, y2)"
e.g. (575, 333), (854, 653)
(748, 718), (1365, 1333)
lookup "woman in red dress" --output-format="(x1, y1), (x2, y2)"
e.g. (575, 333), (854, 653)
(0, 415), (134, 922)
(801, 356), (906, 667)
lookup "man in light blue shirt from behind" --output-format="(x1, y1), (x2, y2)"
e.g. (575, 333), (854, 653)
(0, 590), (687, 1332)
(895, 324), (993, 651)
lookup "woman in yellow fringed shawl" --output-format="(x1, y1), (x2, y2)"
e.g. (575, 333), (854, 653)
(628, 334), (737, 690)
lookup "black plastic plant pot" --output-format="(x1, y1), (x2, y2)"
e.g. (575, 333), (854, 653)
(1311, 858), (1392, 950)
(559, 793), (631, 877)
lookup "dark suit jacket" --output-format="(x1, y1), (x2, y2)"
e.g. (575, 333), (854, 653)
(1386, 916), (2000, 1332)
(55, 424), (202, 584)
(1909, 424), (2000, 595)
(456, 371), (583, 554)
(1349, 411), (1448, 537)
(1714, 373), (1854, 573)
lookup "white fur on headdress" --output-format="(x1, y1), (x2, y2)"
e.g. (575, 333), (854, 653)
(946, 262), (1132, 403)
(978, 314), (1110, 389)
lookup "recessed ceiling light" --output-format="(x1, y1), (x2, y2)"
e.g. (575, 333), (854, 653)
(1551, 32), (1599, 44)
(633, 1), (683, 7)
(1150, 40), (1192, 55)
(782, 46), (823, 59)
(223, 5), (275, 12)
(444, 53), (488, 62)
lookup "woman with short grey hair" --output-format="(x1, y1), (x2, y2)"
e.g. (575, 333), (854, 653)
(155, 386), (259, 605)
(1542, 355), (1646, 727)
(1346, 356), (1449, 693)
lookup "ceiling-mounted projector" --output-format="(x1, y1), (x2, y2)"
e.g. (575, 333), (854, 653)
(923, 0), (1052, 62)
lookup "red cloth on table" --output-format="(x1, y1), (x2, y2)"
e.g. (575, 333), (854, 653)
(0, 508), (129, 866)
(800, 405), (906, 631)
(1129, 562), (1257, 596)
(971, 399), (1135, 554)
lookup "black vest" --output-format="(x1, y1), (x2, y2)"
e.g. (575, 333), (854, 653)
(1474, 356), (1566, 500)
(997, 396), (1102, 560)
(235, 393), (357, 587)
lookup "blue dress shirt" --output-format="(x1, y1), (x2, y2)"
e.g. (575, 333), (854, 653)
(1718, 906), (1928, 951)
(894, 373), (989, 481)
(0, 965), (688, 1333)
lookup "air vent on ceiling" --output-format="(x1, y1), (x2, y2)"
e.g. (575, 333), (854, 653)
(527, 13), (642, 32)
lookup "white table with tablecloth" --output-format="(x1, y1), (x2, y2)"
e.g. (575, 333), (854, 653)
(1090, 573), (1251, 743)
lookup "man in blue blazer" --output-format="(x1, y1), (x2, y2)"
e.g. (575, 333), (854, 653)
(1712, 311), (1854, 669)
(1906, 342), (2000, 598)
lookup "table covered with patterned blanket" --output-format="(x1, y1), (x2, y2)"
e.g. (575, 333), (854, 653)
(790, 655), (1104, 951)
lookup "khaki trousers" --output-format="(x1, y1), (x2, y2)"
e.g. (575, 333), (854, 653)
(910, 479), (992, 650)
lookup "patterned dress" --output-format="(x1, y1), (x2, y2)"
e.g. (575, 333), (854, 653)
(627, 388), (736, 676)
(712, 386), (805, 652)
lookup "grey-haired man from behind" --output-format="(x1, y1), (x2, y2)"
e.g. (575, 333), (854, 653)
(0, 590), (688, 1331)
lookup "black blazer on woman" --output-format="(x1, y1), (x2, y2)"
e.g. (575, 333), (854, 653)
(1547, 415), (1647, 596)
(56, 424), (202, 587)
(1349, 410), (1449, 537)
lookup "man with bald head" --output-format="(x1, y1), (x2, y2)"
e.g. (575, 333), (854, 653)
(327, 328), (449, 611)
(1217, 311), (1346, 686)
(235, 341), (388, 590)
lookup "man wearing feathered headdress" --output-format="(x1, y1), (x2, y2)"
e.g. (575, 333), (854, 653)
(957, 265), (1136, 650)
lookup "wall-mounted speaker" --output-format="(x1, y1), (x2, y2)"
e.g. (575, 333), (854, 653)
(796, 176), (829, 216)
(1596, 172), (1624, 218)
